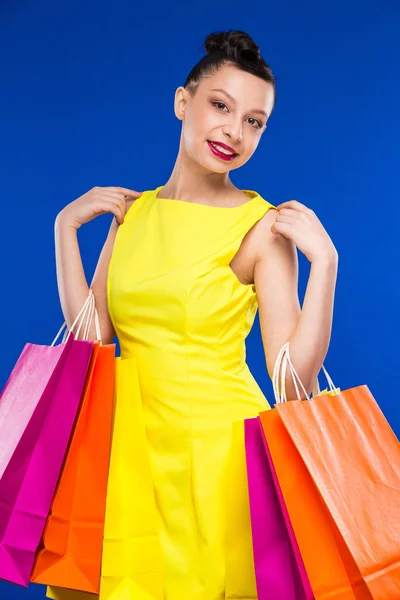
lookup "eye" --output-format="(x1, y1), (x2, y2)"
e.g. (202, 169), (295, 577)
(248, 117), (263, 129)
(212, 101), (228, 111)
(211, 101), (263, 129)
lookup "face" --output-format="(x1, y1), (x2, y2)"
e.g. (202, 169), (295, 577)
(174, 63), (275, 173)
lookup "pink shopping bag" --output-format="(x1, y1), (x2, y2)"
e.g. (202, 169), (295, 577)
(31, 342), (116, 594)
(244, 417), (314, 600)
(0, 292), (97, 586)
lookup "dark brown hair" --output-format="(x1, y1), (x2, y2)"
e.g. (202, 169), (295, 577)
(184, 29), (277, 113)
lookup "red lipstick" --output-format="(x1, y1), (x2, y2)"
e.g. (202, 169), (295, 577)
(207, 140), (238, 161)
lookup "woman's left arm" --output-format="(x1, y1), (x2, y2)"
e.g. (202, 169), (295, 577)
(254, 200), (338, 400)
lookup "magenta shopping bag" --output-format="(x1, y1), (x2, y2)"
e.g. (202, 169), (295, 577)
(0, 294), (97, 586)
(244, 417), (314, 600)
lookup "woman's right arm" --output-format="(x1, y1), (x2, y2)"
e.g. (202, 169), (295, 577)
(54, 185), (142, 344)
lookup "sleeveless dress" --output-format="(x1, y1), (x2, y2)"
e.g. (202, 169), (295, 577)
(105, 185), (277, 600)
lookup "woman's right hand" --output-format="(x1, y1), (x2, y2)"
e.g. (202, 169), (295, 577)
(56, 186), (143, 229)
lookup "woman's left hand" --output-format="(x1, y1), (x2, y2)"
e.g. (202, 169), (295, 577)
(270, 200), (338, 264)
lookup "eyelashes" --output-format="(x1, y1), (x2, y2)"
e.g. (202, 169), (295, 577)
(211, 101), (263, 129)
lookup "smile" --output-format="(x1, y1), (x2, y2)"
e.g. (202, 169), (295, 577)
(207, 141), (238, 161)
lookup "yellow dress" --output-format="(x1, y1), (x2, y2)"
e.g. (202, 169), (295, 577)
(47, 185), (276, 600)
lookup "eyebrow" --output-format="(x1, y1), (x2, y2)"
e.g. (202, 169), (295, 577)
(210, 88), (269, 119)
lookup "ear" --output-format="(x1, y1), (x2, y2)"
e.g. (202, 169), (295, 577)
(174, 86), (188, 121)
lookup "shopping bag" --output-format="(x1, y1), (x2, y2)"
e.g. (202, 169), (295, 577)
(31, 336), (116, 593)
(225, 419), (258, 598)
(99, 356), (164, 600)
(46, 585), (98, 600)
(260, 406), (360, 599)
(244, 416), (314, 599)
(261, 341), (400, 599)
(276, 342), (400, 598)
(260, 343), (370, 599)
(0, 291), (95, 586)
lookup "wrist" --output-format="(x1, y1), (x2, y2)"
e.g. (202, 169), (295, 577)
(55, 210), (80, 232)
(311, 248), (338, 269)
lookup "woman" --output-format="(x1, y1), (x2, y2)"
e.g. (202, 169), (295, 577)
(54, 29), (338, 600)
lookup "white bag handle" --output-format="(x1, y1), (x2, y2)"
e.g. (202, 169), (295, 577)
(61, 290), (100, 344)
(62, 289), (100, 343)
(51, 288), (102, 346)
(272, 341), (338, 404)
(60, 291), (93, 344)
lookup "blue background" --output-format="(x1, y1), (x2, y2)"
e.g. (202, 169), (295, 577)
(1, 0), (399, 597)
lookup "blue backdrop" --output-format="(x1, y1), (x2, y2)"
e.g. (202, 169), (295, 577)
(1, 0), (399, 597)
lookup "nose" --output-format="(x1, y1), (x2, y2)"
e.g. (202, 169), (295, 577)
(222, 117), (243, 143)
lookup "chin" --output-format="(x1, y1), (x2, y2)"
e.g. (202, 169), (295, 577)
(204, 154), (235, 172)
(191, 155), (228, 174)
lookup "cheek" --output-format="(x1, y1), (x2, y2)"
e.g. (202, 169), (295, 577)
(246, 136), (260, 156)
(188, 107), (220, 137)
(183, 122), (200, 152)
(183, 115), (211, 152)
(235, 140), (259, 167)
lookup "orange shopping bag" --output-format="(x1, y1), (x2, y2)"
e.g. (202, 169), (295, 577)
(260, 408), (365, 599)
(260, 342), (400, 600)
(31, 290), (116, 594)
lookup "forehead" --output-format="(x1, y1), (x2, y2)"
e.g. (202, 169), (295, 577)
(199, 64), (274, 115)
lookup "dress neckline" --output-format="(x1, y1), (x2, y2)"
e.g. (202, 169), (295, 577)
(152, 185), (260, 209)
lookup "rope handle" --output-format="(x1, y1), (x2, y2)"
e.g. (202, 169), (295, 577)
(51, 288), (102, 346)
(272, 341), (338, 403)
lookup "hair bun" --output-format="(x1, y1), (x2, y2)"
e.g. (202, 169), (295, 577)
(204, 29), (261, 62)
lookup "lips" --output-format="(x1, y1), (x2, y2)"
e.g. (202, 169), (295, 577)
(208, 140), (238, 155)
(207, 140), (238, 161)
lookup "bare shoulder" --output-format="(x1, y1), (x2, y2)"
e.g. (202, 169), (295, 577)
(252, 205), (295, 264)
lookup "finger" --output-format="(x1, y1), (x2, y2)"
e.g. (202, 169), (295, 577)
(276, 200), (308, 211)
(111, 199), (127, 223)
(98, 199), (125, 223)
(104, 206), (124, 225)
(104, 186), (143, 198)
(99, 190), (128, 201)
(275, 214), (294, 224)
(115, 206), (126, 224)
(101, 195), (127, 213)
(113, 212), (125, 226)
(271, 220), (293, 237)
(117, 187), (143, 197)
(270, 221), (282, 236)
(277, 208), (297, 217)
